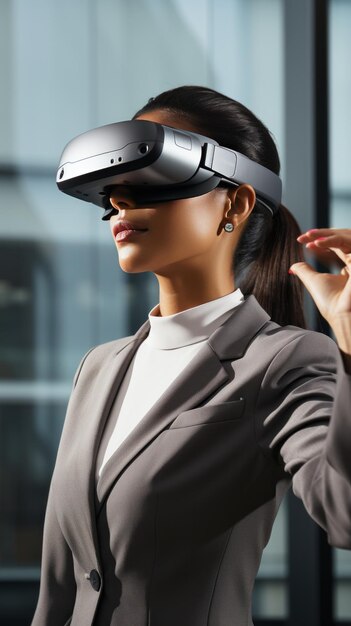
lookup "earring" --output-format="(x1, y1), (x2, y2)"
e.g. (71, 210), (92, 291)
(224, 222), (234, 232)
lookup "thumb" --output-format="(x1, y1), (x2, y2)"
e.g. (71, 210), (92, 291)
(289, 261), (320, 294)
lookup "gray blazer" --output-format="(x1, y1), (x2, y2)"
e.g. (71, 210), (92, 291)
(32, 296), (351, 626)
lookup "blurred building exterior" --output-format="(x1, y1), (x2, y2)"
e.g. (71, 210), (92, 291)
(0, 1), (350, 624)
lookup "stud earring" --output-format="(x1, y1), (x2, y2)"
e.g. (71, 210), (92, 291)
(224, 222), (234, 233)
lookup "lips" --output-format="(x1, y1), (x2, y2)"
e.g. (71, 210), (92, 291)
(112, 220), (148, 238)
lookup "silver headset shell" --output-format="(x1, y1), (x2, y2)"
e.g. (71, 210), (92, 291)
(56, 119), (282, 216)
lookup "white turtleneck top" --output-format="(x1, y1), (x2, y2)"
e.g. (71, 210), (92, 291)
(98, 288), (244, 477)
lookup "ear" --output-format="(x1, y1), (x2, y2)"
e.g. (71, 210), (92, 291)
(224, 184), (256, 228)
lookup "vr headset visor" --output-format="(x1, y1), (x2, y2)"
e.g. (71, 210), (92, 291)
(56, 120), (282, 220)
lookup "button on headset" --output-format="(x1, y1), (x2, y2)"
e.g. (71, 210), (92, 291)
(138, 143), (149, 155)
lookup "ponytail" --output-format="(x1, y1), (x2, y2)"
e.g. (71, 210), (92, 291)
(234, 204), (306, 328)
(135, 86), (306, 327)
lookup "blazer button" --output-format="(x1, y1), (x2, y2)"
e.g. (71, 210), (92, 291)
(89, 569), (101, 591)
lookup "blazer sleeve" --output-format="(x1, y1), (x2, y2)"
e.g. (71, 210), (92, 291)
(31, 347), (96, 626)
(255, 330), (351, 549)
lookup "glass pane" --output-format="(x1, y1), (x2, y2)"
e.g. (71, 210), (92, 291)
(0, 176), (154, 573)
(0, 402), (65, 570)
(253, 497), (288, 619)
(334, 549), (351, 622)
(0, 0), (286, 622)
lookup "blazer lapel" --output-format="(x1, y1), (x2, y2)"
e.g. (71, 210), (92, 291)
(56, 332), (147, 568)
(94, 295), (271, 513)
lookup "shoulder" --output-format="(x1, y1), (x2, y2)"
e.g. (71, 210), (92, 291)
(72, 334), (135, 387)
(86, 335), (134, 359)
(222, 295), (338, 370)
(260, 320), (337, 349)
(254, 321), (339, 378)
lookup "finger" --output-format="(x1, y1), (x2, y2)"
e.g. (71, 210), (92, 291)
(296, 229), (334, 243)
(302, 245), (345, 269)
(305, 236), (351, 253)
(329, 247), (351, 267)
(297, 228), (351, 248)
(341, 266), (350, 276)
(304, 244), (350, 268)
(298, 231), (351, 268)
(290, 261), (351, 310)
(298, 227), (350, 239)
(289, 261), (321, 292)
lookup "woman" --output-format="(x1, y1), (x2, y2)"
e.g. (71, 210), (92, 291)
(32, 86), (351, 626)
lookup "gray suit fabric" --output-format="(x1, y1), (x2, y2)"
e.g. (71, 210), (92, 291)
(31, 295), (351, 626)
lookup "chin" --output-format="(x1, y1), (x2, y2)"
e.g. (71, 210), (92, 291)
(117, 257), (153, 274)
(119, 265), (149, 274)
(116, 242), (169, 274)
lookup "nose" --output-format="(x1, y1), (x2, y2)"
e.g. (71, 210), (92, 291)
(109, 187), (137, 211)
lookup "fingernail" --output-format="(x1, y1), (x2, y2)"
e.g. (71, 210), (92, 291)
(288, 268), (295, 275)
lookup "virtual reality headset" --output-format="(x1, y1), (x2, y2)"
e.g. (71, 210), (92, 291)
(56, 119), (282, 220)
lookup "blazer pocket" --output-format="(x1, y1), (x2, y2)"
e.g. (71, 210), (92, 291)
(169, 398), (245, 429)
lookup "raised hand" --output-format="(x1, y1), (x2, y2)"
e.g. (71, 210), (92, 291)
(290, 228), (351, 370)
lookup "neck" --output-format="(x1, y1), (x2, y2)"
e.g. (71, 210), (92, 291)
(154, 272), (236, 316)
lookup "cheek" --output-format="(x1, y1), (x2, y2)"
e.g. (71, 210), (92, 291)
(163, 198), (220, 247)
(112, 196), (223, 272)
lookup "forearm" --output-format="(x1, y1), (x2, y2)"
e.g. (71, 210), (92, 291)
(257, 330), (351, 547)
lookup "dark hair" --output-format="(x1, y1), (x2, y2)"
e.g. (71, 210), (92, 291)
(134, 85), (306, 328)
